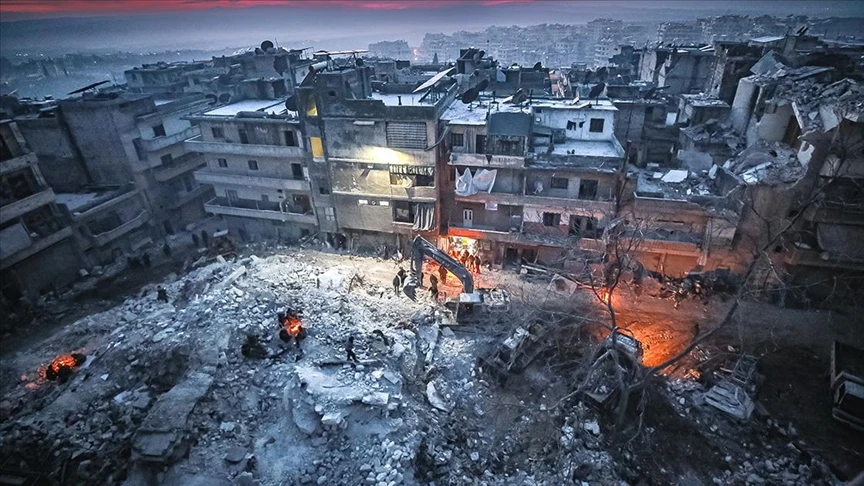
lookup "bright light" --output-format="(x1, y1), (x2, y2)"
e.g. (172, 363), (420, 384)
(363, 146), (412, 164)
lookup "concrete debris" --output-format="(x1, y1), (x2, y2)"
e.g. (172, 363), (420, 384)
(661, 169), (689, 183)
(426, 381), (454, 412)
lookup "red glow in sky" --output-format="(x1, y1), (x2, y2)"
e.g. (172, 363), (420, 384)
(0, 0), (534, 17)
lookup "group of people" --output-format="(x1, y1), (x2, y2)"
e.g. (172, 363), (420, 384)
(451, 248), (482, 274)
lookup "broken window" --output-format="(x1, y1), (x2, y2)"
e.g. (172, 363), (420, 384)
(284, 130), (298, 147)
(239, 129), (249, 144)
(291, 163), (304, 181)
(183, 175), (194, 192)
(385, 122), (427, 150)
(450, 133), (464, 147)
(542, 212), (561, 227)
(578, 179), (598, 200)
(319, 185), (331, 195)
(389, 165), (434, 187)
(550, 177), (569, 189)
(475, 135), (486, 154)
(212, 127), (224, 139)
(569, 215), (600, 238)
(393, 200), (414, 223)
(160, 153), (174, 166)
(217, 158), (228, 168)
(152, 124), (166, 137)
(589, 118), (604, 133)
(248, 160), (259, 171)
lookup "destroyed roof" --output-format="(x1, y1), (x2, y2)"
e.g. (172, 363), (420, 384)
(746, 53), (834, 86)
(680, 93), (730, 108)
(633, 169), (742, 214)
(777, 78), (864, 133)
(722, 140), (806, 185)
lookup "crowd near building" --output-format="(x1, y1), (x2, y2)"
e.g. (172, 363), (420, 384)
(1, 21), (863, 311)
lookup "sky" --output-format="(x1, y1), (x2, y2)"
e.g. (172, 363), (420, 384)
(1, 1), (862, 56)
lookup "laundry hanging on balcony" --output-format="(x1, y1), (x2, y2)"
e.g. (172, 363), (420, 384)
(413, 203), (435, 231)
(455, 168), (497, 196)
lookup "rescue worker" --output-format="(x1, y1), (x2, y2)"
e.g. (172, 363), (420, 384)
(430, 281), (439, 301)
(429, 273), (438, 289)
(346, 336), (358, 364)
(392, 274), (402, 297)
(438, 265), (448, 285)
(396, 268), (407, 286)
(473, 255), (481, 274)
(201, 229), (210, 248)
(162, 242), (172, 258)
(156, 286), (169, 303)
(191, 232), (200, 248)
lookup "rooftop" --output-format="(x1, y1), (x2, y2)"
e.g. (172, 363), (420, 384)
(441, 96), (527, 125)
(680, 93), (730, 108)
(202, 99), (290, 117)
(545, 139), (624, 158)
(56, 192), (101, 212)
(369, 92), (437, 107)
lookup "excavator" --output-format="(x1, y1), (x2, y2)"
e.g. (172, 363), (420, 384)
(403, 236), (510, 323)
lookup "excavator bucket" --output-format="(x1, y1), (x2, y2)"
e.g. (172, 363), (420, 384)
(403, 281), (418, 301)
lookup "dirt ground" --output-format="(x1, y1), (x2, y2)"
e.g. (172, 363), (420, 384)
(2, 242), (862, 485)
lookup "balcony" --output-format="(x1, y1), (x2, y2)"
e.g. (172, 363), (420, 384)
(0, 152), (38, 175)
(185, 136), (305, 159)
(783, 242), (864, 271)
(165, 185), (213, 210)
(0, 188), (56, 224)
(94, 210), (150, 247)
(0, 226), (74, 270)
(204, 197), (316, 225)
(194, 170), (310, 192)
(153, 152), (205, 182)
(76, 188), (141, 221)
(138, 126), (200, 153)
(449, 151), (525, 169)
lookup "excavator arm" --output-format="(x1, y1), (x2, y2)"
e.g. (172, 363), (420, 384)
(404, 236), (474, 300)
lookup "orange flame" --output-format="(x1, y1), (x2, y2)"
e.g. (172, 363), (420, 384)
(284, 316), (302, 337)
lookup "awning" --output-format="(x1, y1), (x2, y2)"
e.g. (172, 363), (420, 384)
(389, 165), (434, 176)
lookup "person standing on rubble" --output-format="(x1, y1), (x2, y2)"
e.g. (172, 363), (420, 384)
(346, 336), (358, 364)
(201, 230), (210, 248)
(429, 280), (439, 301)
(392, 274), (402, 297)
(162, 242), (172, 259)
(438, 265), (447, 285)
(156, 286), (169, 303)
(396, 268), (406, 286)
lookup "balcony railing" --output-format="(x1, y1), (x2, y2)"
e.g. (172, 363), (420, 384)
(194, 170), (310, 192)
(0, 226), (74, 270)
(153, 152), (205, 182)
(93, 210), (150, 247)
(185, 136), (305, 159)
(0, 188), (56, 224)
(203, 197), (316, 224)
(449, 151), (525, 168)
(137, 126), (200, 152)
(0, 152), (38, 175)
(165, 185), (213, 210)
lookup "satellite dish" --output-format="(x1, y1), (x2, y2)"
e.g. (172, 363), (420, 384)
(588, 82), (606, 103)
(503, 87), (526, 105)
(460, 87), (479, 104)
(285, 95), (298, 112)
(67, 80), (109, 95)
(412, 66), (455, 94)
(261, 40), (274, 51)
(218, 93), (231, 103)
(533, 62), (542, 71)
(478, 50), (485, 58)
(476, 79), (489, 91)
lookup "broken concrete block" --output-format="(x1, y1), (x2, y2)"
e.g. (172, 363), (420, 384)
(440, 327), (456, 338)
(583, 421), (600, 436)
(292, 400), (320, 435)
(361, 392), (390, 407)
(426, 382), (454, 412)
(224, 445), (247, 464)
(219, 266), (247, 289)
(321, 411), (346, 426)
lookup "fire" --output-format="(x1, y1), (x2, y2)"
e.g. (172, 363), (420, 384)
(41, 353), (86, 382)
(285, 316), (302, 337)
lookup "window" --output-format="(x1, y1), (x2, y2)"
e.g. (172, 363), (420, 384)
(324, 207), (335, 221)
(291, 163), (304, 181)
(385, 122), (427, 150)
(393, 201), (414, 223)
(475, 134), (486, 154)
(152, 124), (166, 137)
(226, 189), (239, 203)
(239, 129), (249, 144)
(284, 130), (298, 147)
(569, 215), (600, 238)
(578, 179), (598, 200)
(183, 175), (193, 192)
(212, 127), (224, 139)
(550, 177), (569, 189)
(248, 160), (259, 170)
(160, 153), (174, 166)
(589, 118), (604, 133)
(217, 158), (228, 168)
(543, 212), (561, 227)
(450, 133), (464, 147)
(319, 185), (331, 195)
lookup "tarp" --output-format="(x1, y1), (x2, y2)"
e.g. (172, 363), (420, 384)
(455, 168), (497, 196)
(413, 203), (435, 231)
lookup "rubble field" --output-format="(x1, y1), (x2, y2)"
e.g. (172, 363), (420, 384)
(1, 247), (861, 485)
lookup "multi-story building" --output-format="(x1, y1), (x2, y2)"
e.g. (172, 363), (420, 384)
(188, 99), (316, 242)
(0, 120), (82, 304)
(368, 40), (412, 61)
(657, 21), (705, 45)
(298, 59), (457, 252)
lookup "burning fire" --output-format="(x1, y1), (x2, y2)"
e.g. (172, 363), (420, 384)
(284, 316), (302, 337)
(41, 353), (86, 382)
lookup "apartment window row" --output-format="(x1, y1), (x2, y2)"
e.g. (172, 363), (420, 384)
(211, 126), (299, 147)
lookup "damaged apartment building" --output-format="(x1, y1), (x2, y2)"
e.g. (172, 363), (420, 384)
(1, 120), (82, 305)
(12, 90), (212, 264)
